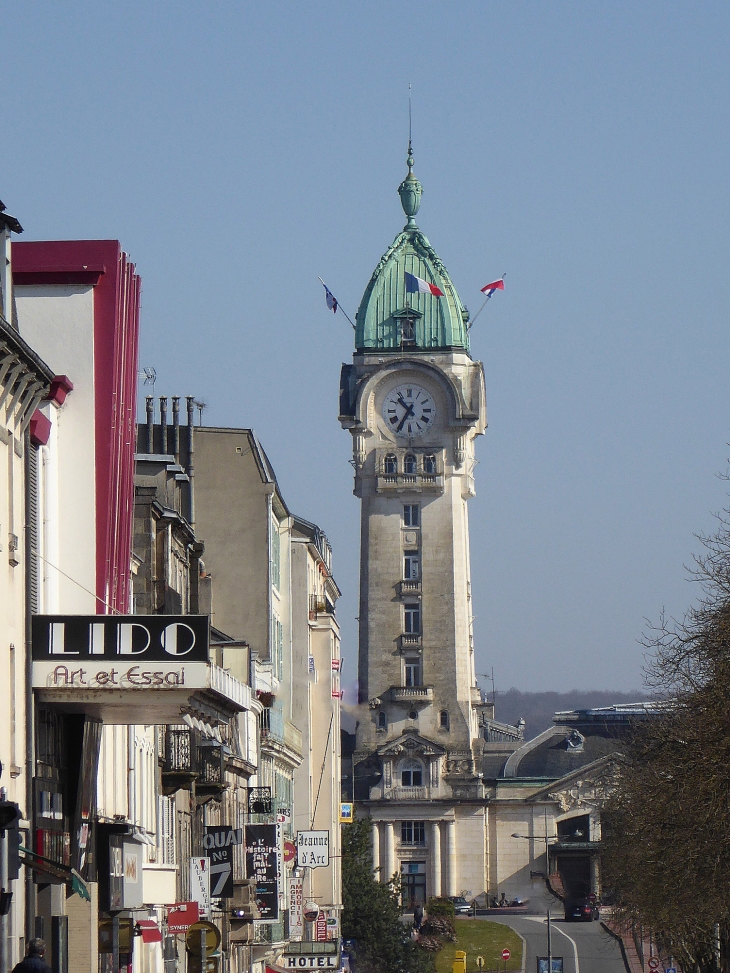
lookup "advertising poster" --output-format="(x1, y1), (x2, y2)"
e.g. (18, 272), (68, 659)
(245, 824), (279, 921)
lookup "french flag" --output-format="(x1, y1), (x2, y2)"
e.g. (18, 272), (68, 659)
(480, 278), (505, 298)
(405, 271), (444, 298)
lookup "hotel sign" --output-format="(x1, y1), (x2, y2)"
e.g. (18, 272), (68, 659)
(32, 615), (209, 691)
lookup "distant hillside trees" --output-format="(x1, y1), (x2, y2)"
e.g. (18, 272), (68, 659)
(602, 506), (730, 973)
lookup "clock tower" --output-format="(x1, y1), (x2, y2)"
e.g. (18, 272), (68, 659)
(339, 147), (491, 903)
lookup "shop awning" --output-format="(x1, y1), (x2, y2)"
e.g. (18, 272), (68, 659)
(136, 920), (163, 943)
(19, 847), (91, 901)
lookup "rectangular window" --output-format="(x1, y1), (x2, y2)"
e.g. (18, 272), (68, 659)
(271, 613), (284, 680)
(270, 517), (281, 590)
(403, 504), (420, 528)
(404, 604), (421, 634)
(401, 821), (426, 845)
(404, 658), (421, 687)
(404, 551), (420, 580)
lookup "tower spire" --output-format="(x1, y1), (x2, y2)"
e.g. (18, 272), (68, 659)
(398, 87), (422, 228)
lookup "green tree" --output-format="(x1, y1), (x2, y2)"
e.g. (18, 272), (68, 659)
(602, 507), (730, 972)
(341, 819), (433, 973)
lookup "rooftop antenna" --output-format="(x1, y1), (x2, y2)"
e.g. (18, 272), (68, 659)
(141, 366), (157, 396)
(479, 669), (497, 708)
(193, 398), (207, 426)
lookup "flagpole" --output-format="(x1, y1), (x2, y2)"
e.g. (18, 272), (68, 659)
(318, 277), (356, 330)
(468, 273), (506, 329)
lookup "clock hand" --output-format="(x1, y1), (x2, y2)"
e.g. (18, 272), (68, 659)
(396, 402), (416, 432)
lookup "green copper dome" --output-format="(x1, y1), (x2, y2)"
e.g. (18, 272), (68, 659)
(355, 148), (470, 353)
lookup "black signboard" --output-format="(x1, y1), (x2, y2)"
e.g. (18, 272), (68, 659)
(32, 615), (209, 663)
(247, 787), (272, 815)
(204, 826), (242, 899)
(245, 824), (279, 921)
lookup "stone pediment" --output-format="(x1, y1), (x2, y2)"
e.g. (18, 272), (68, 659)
(531, 755), (624, 813)
(376, 730), (446, 759)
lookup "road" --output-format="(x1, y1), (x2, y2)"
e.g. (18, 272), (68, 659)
(487, 915), (626, 973)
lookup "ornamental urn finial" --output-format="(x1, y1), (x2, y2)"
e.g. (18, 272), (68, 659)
(398, 140), (422, 226)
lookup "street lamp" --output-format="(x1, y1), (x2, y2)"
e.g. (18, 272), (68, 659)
(511, 810), (560, 972)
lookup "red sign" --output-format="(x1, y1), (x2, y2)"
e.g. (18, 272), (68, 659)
(167, 901), (199, 934)
(316, 913), (328, 942)
(501, 949), (511, 961)
(284, 841), (297, 863)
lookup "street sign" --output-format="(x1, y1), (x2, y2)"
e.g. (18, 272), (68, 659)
(186, 921), (221, 956)
(476, 957), (484, 969)
(284, 840), (297, 863)
(289, 873), (304, 940)
(190, 858), (211, 918)
(537, 960), (564, 973)
(296, 830), (330, 868)
(648, 960), (660, 971)
(665, 968), (677, 973)
(502, 949), (511, 961)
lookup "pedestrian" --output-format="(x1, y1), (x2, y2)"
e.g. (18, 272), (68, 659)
(413, 901), (424, 931)
(12, 939), (53, 973)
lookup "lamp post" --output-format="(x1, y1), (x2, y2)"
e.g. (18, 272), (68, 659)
(511, 808), (560, 972)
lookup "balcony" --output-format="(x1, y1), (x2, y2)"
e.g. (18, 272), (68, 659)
(388, 786), (428, 801)
(161, 726), (198, 792)
(391, 686), (433, 705)
(376, 472), (443, 495)
(398, 579), (422, 597)
(259, 708), (303, 759)
(196, 743), (226, 797)
(399, 633), (422, 650)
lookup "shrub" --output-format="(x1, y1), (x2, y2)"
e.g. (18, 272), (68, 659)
(426, 897), (456, 918)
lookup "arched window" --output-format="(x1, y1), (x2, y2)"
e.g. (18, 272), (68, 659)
(378, 711), (387, 730)
(423, 453), (436, 475)
(439, 710), (449, 730)
(404, 454), (417, 475)
(384, 454), (397, 476)
(401, 759), (424, 787)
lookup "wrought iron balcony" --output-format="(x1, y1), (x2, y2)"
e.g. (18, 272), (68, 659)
(259, 708), (303, 757)
(196, 743), (226, 795)
(161, 726), (198, 791)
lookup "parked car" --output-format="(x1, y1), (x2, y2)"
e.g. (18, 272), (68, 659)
(449, 896), (472, 915)
(565, 896), (599, 921)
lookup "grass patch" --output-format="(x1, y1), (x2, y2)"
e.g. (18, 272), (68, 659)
(433, 919), (522, 973)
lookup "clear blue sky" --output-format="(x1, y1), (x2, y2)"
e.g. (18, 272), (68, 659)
(5, 2), (730, 694)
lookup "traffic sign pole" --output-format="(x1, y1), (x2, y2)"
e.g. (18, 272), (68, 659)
(200, 927), (207, 973)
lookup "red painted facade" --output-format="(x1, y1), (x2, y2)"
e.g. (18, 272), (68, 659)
(13, 241), (141, 613)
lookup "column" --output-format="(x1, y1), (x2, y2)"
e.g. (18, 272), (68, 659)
(430, 821), (442, 898)
(372, 821), (381, 878)
(384, 821), (396, 884)
(446, 819), (457, 896)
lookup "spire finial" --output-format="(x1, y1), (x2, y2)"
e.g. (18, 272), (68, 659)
(398, 83), (422, 225)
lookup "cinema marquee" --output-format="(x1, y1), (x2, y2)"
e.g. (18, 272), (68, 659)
(32, 615), (251, 723)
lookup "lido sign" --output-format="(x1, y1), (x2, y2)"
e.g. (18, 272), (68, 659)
(32, 615), (210, 691)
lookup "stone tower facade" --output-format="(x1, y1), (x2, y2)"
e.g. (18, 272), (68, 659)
(339, 148), (495, 904)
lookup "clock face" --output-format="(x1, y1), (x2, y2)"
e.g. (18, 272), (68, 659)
(382, 384), (436, 438)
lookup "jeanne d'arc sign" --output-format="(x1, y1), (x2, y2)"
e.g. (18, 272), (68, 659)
(31, 615), (247, 724)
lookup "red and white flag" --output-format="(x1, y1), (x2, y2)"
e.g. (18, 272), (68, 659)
(480, 278), (505, 298)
